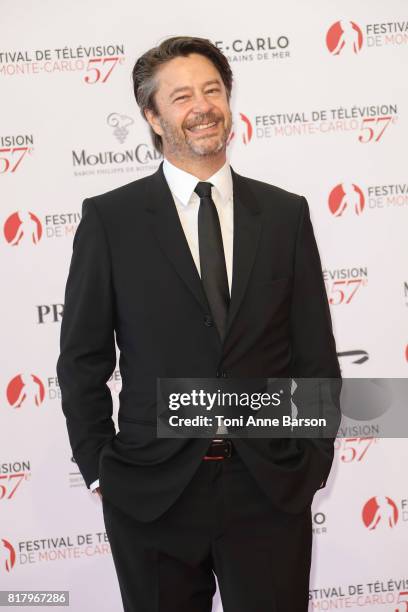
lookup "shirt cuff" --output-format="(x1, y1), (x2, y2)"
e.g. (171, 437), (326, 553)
(90, 479), (100, 492)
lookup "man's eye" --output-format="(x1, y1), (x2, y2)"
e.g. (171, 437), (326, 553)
(174, 89), (219, 102)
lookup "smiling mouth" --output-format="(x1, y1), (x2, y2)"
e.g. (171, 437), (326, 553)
(187, 121), (219, 134)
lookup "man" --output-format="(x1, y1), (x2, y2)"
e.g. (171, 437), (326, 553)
(57, 36), (341, 612)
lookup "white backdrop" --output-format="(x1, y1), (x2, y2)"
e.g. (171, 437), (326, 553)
(2, 1), (408, 610)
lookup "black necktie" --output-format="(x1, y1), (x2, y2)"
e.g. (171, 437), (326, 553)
(194, 181), (230, 341)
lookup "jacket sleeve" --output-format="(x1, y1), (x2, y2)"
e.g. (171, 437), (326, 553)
(56, 197), (117, 488)
(290, 196), (342, 490)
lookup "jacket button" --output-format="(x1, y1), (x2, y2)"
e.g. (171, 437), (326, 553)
(204, 315), (213, 327)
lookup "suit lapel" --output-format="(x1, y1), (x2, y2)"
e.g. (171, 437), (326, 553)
(145, 161), (263, 345)
(224, 167), (262, 342)
(146, 162), (210, 315)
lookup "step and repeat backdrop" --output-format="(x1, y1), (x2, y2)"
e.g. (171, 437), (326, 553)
(2, 0), (407, 610)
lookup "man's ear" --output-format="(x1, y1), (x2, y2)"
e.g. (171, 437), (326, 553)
(144, 108), (163, 137)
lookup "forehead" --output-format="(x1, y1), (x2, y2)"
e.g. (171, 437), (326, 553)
(155, 53), (222, 95)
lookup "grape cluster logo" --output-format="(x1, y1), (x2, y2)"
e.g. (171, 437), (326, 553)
(72, 113), (161, 176)
(107, 112), (134, 144)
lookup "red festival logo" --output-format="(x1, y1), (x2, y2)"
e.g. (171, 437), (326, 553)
(228, 112), (253, 146)
(0, 539), (16, 572)
(362, 496), (399, 530)
(3, 211), (43, 245)
(326, 21), (364, 55)
(6, 374), (45, 409)
(328, 183), (365, 217)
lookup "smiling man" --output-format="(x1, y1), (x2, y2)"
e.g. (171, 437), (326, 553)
(142, 52), (232, 176)
(57, 36), (341, 612)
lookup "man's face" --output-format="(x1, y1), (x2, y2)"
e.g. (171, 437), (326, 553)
(145, 53), (232, 159)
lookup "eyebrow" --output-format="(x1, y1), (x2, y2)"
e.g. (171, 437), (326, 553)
(169, 79), (222, 99)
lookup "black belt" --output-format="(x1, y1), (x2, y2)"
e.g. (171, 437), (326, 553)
(203, 439), (235, 460)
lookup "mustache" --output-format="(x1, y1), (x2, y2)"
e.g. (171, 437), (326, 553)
(184, 113), (222, 129)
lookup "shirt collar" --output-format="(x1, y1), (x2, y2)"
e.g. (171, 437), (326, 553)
(162, 157), (233, 207)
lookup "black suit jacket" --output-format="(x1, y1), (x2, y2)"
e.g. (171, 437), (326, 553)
(56, 161), (341, 522)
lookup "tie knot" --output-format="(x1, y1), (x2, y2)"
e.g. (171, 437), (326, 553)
(194, 181), (213, 199)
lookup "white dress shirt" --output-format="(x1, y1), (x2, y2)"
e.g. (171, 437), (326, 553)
(162, 156), (234, 294)
(90, 157), (234, 493)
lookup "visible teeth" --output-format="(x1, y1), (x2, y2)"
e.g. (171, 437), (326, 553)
(190, 122), (217, 131)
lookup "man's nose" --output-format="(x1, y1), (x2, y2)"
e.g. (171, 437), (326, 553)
(190, 93), (214, 114)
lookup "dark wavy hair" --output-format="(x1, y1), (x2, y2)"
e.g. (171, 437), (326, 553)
(132, 36), (233, 153)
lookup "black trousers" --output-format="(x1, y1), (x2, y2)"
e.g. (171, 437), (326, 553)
(102, 450), (312, 612)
